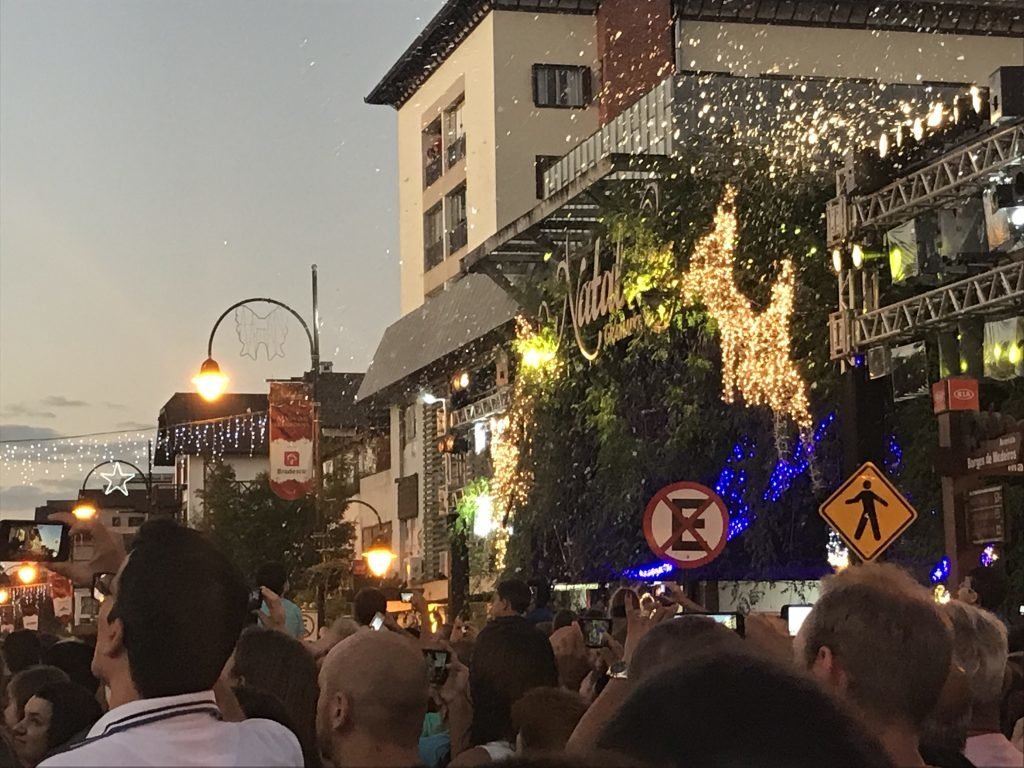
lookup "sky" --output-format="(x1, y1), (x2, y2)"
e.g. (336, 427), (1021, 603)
(0, 0), (445, 513)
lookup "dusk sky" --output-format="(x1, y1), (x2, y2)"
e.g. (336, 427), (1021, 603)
(0, 0), (445, 512)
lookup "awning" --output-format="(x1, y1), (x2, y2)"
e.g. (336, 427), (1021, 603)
(357, 273), (521, 402)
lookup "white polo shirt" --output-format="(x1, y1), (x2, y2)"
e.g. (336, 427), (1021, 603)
(39, 691), (303, 767)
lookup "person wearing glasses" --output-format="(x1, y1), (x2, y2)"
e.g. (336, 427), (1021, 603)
(39, 515), (303, 767)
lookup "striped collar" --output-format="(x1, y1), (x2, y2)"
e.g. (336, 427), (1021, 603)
(88, 691), (221, 739)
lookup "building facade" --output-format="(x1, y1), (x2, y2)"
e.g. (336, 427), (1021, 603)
(361, 0), (1024, 610)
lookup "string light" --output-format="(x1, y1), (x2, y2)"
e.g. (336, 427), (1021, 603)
(930, 556), (951, 584)
(980, 544), (999, 567)
(678, 186), (812, 429)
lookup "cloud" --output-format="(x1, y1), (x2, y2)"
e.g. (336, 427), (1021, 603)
(0, 404), (56, 420)
(103, 402), (127, 410)
(0, 424), (62, 441)
(0, 478), (80, 516)
(40, 396), (88, 408)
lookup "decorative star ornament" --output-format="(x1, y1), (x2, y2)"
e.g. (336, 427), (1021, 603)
(100, 462), (135, 496)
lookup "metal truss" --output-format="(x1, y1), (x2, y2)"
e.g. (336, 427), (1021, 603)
(829, 260), (1024, 357)
(828, 119), (1024, 245)
(449, 387), (512, 430)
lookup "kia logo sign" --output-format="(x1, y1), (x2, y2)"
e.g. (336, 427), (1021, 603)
(953, 388), (974, 400)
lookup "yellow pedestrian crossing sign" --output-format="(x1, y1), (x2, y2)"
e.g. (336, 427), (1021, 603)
(819, 462), (918, 561)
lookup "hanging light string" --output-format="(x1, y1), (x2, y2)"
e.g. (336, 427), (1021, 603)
(1, 411), (268, 487)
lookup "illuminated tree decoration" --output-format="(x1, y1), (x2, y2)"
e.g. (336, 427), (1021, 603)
(678, 186), (812, 430)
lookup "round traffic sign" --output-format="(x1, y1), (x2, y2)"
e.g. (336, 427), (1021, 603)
(643, 482), (730, 569)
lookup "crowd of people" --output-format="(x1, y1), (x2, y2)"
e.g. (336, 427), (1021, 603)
(0, 511), (1018, 768)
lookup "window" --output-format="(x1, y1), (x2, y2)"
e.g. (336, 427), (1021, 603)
(128, 515), (146, 528)
(445, 99), (466, 168)
(535, 155), (560, 199)
(446, 185), (468, 253)
(422, 118), (442, 188)
(401, 404), (417, 449)
(397, 474), (419, 520)
(533, 65), (592, 108)
(110, 517), (122, 528)
(424, 203), (444, 270)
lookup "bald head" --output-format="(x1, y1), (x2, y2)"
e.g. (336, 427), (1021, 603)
(318, 630), (428, 758)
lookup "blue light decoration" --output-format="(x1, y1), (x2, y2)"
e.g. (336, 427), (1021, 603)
(884, 434), (904, 477)
(980, 544), (998, 567)
(763, 412), (836, 504)
(623, 562), (674, 580)
(716, 441), (753, 541)
(930, 556), (951, 584)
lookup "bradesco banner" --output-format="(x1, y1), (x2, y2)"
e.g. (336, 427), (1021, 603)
(269, 381), (314, 501)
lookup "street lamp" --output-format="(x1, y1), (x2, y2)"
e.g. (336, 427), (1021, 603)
(193, 358), (229, 402)
(341, 499), (396, 578)
(71, 460), (153, 520)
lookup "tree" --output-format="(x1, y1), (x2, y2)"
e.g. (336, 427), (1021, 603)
(197, 462), (353, 596)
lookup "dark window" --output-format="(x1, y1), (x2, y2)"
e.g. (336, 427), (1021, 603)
(423, 118), (442, 188)
(445, 99), (466, 168)
(535, 155), (560, 199)
(397, 474), (419, 520)
(424, 203), (444, 270)
(110, 517), (122, 528)
(128, 515), (145, 527)
(533, 65), (592, 108)
(446, 185), (468, 253)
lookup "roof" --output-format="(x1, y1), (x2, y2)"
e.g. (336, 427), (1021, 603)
(674, 0), (1024, 36)
(357, 273), (521, 401)
(366, 0), (600, 109)
(156, 392), (269, 465)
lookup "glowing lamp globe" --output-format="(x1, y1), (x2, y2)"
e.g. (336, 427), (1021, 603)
(363, 543), (396, 578)
(72, 502), (97, 521)
(16, 565), (38, 585)
(193, 358), (228, 402)
(0, 589), (9, 606)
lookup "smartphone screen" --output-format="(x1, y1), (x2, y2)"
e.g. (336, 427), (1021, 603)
(401, 592), (413, 602)
(0, 522), (70, 562)
(579, 618), (612, 648)
(423, 649), (450, 685)
(706, 612), (744, 636)
(786, 605), (814, 637)
(370, 612), (385, 631)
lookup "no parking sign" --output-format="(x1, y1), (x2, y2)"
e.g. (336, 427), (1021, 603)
(643, 482), (730, 569)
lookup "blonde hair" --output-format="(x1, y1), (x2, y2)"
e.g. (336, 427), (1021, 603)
(943, 601), (1008, 707)
(798, 562), (953, 727)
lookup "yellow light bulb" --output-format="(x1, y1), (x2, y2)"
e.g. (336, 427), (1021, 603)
(193, 358), (228, 402)
(72, 503), (97, 521)
(363, 547), (396, 578)
(16, 564), (38, 585)
(0, 589), (9, 605)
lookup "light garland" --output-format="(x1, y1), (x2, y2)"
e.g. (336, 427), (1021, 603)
(1, 431), (155, 487)
(154, 412), (268, 460)
(678, 186), (812, 429)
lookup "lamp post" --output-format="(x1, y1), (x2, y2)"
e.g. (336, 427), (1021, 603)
(193, 266), (325, 618)
(338, 499), (396, 579)
(71, 460), (153, 521)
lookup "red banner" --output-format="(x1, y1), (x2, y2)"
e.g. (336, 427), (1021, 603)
(269, 381), (315, 500)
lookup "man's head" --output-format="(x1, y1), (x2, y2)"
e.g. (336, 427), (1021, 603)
(796, 562), (952, 731)
(957, 565), (1008, 612)
(512, 687), (587, 754)
(317, 631), (428, 766)
(93, 519), (248, 700)
(598, 651), (892, 768)
(942, 600), (1008, 711)
(352, 588), (388, 627)
(2, 630), (42, 675)
(630, 615), (745, 683)
(490, 579), (531, 619)
(255, 561), (289, 596)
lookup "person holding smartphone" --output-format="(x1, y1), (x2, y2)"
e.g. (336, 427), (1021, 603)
(254, 562), (303, 638)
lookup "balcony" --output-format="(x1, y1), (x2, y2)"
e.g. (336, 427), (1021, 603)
(424, 155), (442, 188)
(424, 238), (445, 270)
(446, 134), (466, 168)
(448, 220), (468, 253)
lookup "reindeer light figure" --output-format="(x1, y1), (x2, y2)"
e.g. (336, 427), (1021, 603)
(678, 186), (812, 431)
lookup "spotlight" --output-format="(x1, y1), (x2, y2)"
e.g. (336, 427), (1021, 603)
(926, 102), (944, 129)
(971, 85), (984, 114)
(851, 244), (865, 269)
(912, 118), (924, 142)
(451, 372), (470, 391)
(878, 133), (889, 159)
(831, 248), (843, 273)
(1012, 208), (1024, 228)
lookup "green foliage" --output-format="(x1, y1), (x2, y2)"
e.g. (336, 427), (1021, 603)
(504, 159), (848, 581)
(198, 461), (355, 598)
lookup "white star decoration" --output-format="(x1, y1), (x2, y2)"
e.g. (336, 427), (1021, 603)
(100, 462), (135, 496)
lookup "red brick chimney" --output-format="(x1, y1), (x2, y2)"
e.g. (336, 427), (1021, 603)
(596, 0), (675, 124)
